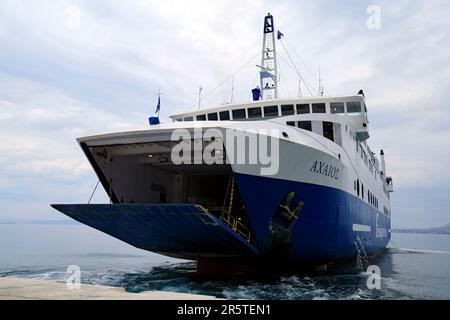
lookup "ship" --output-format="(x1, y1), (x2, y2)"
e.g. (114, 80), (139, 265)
(52, 14), (394, 274)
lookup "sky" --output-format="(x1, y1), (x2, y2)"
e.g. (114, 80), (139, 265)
(0, 0), (449, 228)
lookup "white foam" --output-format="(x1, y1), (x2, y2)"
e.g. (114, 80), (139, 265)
(398, 248), (450, 255)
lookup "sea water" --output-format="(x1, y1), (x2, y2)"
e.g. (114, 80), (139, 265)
(1, 224), (449, 299)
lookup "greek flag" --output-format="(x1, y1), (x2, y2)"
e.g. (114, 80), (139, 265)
(277, 30), (284, 40)
(155, 96), (160, 114)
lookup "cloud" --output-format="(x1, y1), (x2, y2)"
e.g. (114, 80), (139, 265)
(0, 0), (449, 227)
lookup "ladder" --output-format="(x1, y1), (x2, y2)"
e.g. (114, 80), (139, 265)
(354, 236), (369, 269)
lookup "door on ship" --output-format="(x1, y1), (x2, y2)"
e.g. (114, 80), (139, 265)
(323, 121), (334, 142)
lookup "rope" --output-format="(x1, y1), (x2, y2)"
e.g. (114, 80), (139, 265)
(279, 39), (314, 96)
(283, 37), (332, 96)
(278, 58), (292, 98)
(87, 180), (100, 204)
(109, 179), (113, 205)
(220, 176), (233, 219)
(187, 51), (261, 111)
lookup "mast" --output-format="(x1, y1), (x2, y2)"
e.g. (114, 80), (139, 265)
(259, 13), (278, 100)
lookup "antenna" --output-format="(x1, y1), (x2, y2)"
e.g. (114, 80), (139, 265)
(230, 75), (234, 104)
(154, 89), (163, 116)
(154, 89), (163, 99)
(318, 67), (324, 96)
(198, 86), (203, 109)
(259, 13), (278, 100)
(297, 77), (302, 97)
(318, 67), (321, 96)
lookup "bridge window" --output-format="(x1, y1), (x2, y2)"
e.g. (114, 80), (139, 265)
(248, 107), (262, 118)
(232, 109), (246, 120)
(196, 114), (206, 121)
(281, 104), (294, 115)
(263, 105), (279, 117)
(330, 102), (345, 114)
(312, 103), (326, 113)
(286, 121), (295, 127)
(184, 116), (193, 121)
(347, 101), (362, 113)
(298, 121), (312, 131)
(296, 104), (310, 114)
(208, 112), (218, 120)
(219, 110), (230, 120)
(323, 121), (334, 142)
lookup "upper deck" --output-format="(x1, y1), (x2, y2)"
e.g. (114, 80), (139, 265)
(171, 95), (366, 121)
(170, 94), (370, 142)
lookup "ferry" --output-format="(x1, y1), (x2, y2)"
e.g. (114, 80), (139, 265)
(52, 14), (394, 273)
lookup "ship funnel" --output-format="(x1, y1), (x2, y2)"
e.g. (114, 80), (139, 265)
(380, 149), (386, 176)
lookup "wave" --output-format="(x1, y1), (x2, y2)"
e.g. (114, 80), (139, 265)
(392, 248), (450, 255)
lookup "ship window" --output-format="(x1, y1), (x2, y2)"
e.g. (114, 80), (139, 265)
(357, 179), (360, 197)
(312, 103), (326, 113)
(184, 116), (193, 121)
(208, 112), (218, 120)
(219, 110), (230, 120)
(361, 184), (364, 199)
(330, 102), (345, 114)
(298, 121), (312, 131)
(281, 104), (294, 115)
(248, 107), (262, 118)
(323, 121), (334, 141)
(232, 109), (246, 120)
(347, 101), (362, 113)
(296, 104), (310, 114)
(263, 105), (279, 117)
(286, 121), (295, 127)
(196, 114), (206, 121)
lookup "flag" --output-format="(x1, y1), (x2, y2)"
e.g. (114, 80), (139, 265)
(277, 30), (284, 40)
(155, 96), (160, 114)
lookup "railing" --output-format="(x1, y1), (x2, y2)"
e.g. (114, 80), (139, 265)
(218, 176), (252, 242)
(222, 213), (251, 242)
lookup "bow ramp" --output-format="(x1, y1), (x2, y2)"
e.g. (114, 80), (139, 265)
(51, 203), (260, 260)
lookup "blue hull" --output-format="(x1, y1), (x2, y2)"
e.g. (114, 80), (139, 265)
(52, 174), (390, 265)
(234, 172), (390, 263)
